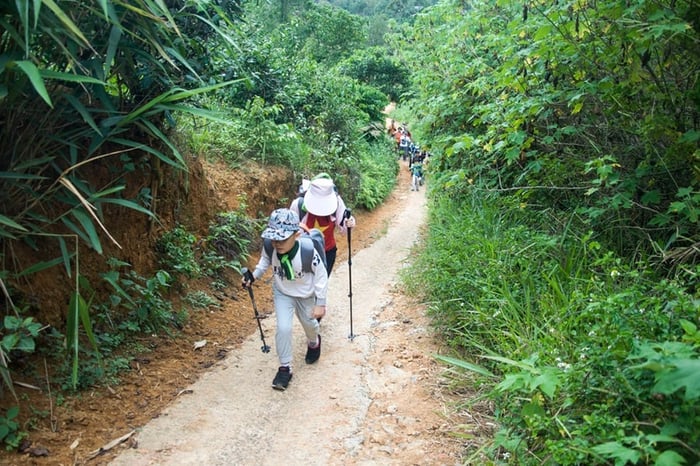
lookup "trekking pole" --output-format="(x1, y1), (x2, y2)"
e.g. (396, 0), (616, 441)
(344, 209), (355, 341)
(241, 268), (271, 353)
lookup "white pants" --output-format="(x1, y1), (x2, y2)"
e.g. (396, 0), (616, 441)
(411, 173), (421, 191)
(273, 287), (319, 368)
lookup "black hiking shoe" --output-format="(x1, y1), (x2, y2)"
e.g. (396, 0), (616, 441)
(272, 366), (292, 391)
(305, 335), (321, 364)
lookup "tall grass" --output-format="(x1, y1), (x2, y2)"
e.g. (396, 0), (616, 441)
(408, 181), (700, 465)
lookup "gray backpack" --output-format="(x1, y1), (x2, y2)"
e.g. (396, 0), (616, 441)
(263, 228), (327, 273)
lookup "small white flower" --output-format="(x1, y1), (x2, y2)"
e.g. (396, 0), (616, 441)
(588, 330), (596, 337)
(610, 269), (620, 278)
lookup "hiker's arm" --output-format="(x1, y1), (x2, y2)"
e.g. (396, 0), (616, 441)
(250, 245), (272, 281)
(335, 197), (356, 231)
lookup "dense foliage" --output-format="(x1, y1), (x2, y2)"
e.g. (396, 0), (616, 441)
(6, 0), (697, 463)
(395, 0), (699, 464)
(397, 0), (699, 261)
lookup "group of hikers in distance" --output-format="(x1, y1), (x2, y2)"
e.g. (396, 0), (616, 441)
(241, 173), (356, 391)
(388, 120), (430, 192)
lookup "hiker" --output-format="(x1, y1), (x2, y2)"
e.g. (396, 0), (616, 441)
(399, 132), (411, 161)
(289, 174), (356, 276)
(410, 160), (424, 191)
(290, 178), (311, 214)
(393, 127), (403, 153)
(241, 208), (328, 391)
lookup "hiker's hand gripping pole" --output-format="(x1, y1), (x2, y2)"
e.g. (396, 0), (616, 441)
(241, 268), (271, 353)
(344, 209), (355, 341)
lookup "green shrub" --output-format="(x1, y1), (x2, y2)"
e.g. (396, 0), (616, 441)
(409, 189), (700, 464)
(156, 226), (201, 279)
(0, 406), (26, 450)
(207, 210), (259, 271)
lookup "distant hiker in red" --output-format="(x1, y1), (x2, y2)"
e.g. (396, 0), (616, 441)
(290, 174), (356, 276)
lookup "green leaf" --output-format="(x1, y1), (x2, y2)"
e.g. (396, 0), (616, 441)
(116, 80), (242, 127)
(101, 271), (135, 305)
(592, 442), (641, 465)
(0, 171), (46, 181)
(14, 256), (65, 278)
(434, 355), (496, 377)
(6, 405), (19, 419)
(679, 130), (699, 143)
(64, 94), (102, 136)
(521, 401), (546, 419)
(70, 209), (103, 254)
(41, 0), (91, 48)
(1, 334), (19, 352)
(140, 118), (187, 170)
(104, 25), (122, 78)
(60, 217), (91, 247)
(57, 236), (74, 278)
(532, 370), (560, 399)
(655, 450), (687, 466)
(653, 359), (700, 400)
(641, 190), (661, 205)
(13, 60), (52, 107)
(533, 24), (553, 41)
(39, 69), (104, 85)
(14, 336), (35, 353)
(78, 293), (101, 365)
(679, 319), (697, 335)
(482, 354), (540, 373)
(0, 215), (27, 232)
(109, 136), (184, 171)
(98, 198), (156, 219)
(66, 292), (85, 390)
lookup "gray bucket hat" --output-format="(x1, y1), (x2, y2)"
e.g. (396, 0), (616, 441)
(261, 208), (300, 241)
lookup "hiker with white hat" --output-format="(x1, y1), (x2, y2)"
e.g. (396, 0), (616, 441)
(289, 173), (356, 276)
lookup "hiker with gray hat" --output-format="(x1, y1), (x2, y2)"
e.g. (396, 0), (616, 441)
(241, 208), (328, 391)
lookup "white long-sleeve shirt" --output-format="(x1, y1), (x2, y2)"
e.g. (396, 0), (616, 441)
(251, 241), (328, 306)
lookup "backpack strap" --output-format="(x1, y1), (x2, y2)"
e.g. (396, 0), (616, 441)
(297, 223), (313, 273)
(299, 237), (314, 273)
(263, 238), (273, 259)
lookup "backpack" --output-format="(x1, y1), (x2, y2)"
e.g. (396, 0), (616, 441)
(263, 228), (327, 273)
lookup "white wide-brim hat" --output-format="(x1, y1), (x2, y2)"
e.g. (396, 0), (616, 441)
(303, 178), (338, 216)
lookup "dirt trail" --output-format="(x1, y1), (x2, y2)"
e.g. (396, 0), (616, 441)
(108, 166), (463, 465)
